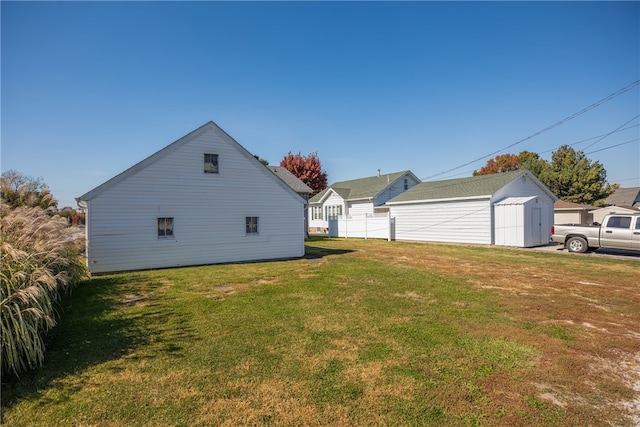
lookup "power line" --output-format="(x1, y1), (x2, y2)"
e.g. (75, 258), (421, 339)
(422, 80), (640, 181)
(585, 138), (639, 155)
(537, 123), (639, 155)
(582, 114), (640, 151)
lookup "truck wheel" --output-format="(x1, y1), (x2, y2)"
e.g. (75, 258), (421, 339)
(567, 236), (588, 253)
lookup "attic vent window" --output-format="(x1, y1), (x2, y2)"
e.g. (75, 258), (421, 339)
(204, 154), (219, 173)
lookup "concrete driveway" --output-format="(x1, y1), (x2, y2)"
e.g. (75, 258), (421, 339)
(528, 242), (640, 260)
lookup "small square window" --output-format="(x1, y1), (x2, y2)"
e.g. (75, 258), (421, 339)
(204, 154), (219, 173)
(246, 216), (259, 234)
(158, 217), (174, 237)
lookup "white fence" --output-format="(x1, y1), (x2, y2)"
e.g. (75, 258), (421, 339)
(328, 213), (394, 240)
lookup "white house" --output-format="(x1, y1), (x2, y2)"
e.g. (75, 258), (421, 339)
(385, 170), (557, 247)
(77, 121), (306, 274)
(308, 170), (420, 233)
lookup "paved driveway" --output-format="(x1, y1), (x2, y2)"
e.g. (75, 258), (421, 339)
(528, 243), (640, 260)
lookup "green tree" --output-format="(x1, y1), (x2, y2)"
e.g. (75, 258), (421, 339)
(59, 206), (78, 226)
(540, 145), (617, 205)
(518, 151), (548, 177)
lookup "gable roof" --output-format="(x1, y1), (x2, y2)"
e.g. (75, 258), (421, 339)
(605, 187), (640, 207)
(77, 121), (303, 203)
(386, 170), (554, 204)
(267, 166), (312, 194)
(310, 170), (418, 204)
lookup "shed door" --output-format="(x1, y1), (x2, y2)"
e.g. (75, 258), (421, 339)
(531, 208), (543, 246)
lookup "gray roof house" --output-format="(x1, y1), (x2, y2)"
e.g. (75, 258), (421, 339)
(605, 187), (640, 207)
(386, 170), (558, 247)
(308, 170), (420, 232)
(268, 166), (312, 236)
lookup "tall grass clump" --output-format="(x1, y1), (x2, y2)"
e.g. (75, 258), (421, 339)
(1, 202), (87, 378)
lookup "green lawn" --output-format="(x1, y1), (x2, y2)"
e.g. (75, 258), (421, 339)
(2, 237), (638, 426)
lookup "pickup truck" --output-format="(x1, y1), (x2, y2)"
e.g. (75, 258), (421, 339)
(551, 213), (640, 253)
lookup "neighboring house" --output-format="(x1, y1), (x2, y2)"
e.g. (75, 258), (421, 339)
(308, 170), (421, 232)
(605, 187), (640, 207)
(385, 170), (557, 247)
(591, 205), (640, 225)
(77, 121), (306, 274)
(554, 200), (596, 225)
(267, 166), (312, 236)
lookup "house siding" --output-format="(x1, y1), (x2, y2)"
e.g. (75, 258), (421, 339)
(83, 124), (304, 273)
(348, 201), (373, 216)
(391, 199), (492, 244)
(374, 175), (420, 206)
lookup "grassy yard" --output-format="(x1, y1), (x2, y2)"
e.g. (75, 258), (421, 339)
(2, 237), (639, 426)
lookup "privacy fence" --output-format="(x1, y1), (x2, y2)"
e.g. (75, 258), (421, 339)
(328, 213), (395, 240)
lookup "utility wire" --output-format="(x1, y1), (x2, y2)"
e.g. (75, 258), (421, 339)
(537, 123), (639, 155)
(422, 80), (640, 181)
(582, 114), (640, 150)
(585, 138), (639, 155)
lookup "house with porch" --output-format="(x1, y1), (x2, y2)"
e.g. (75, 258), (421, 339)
(308, 170), (420, 233)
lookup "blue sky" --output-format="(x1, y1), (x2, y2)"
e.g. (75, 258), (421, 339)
(2, 1), (639, 208)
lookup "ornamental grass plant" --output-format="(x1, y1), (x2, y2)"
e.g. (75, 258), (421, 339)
(1, 203), (86, 377)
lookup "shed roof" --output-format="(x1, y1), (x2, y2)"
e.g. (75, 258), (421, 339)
(605, 187), (640, 207)
(494, 196), (538, 205)
(267, 166), (312, 194)
(310, 170), (416, 203)
(386, 170), (533, 204)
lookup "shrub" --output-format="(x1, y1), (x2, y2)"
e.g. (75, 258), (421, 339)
(1, 204), (87, 377)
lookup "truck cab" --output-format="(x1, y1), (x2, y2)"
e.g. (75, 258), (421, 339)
(601, 214), (640, 250)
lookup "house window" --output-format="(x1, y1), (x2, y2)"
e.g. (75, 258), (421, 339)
(246, 216), (259, 234)
(312, 206), (323, 220)
(404, 179), (408, 190)
(158, 217), (174, 237)
(324, 205), (342, 220)
(204, 154), (219, 173)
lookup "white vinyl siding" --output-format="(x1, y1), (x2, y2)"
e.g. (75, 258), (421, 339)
(347, 201), (373, 216)
(391, 199), (493, 244)
(374, 174), (420, 206)
(84, 124), (304, 273)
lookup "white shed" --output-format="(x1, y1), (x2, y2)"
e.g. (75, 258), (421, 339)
(77, 121), (306, 274)
(494, 196), (550, 247)
(386, 170), (557, 247)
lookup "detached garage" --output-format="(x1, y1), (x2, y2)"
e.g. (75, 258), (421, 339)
(386, 170), (557, 247)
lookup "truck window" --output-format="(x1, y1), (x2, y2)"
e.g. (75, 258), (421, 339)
(636, 219), (640, 230)
(606, 216), (631, 229)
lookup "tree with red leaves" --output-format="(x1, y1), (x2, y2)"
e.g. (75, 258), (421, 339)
(280, 151), (328, 197)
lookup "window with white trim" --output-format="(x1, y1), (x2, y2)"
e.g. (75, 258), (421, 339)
(312, 206), (323, 220)
(324, 205), (342, 220)
(204, 153), (219, 173)
(246, 216), (259, 234)
(158, 217), (174, 237)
